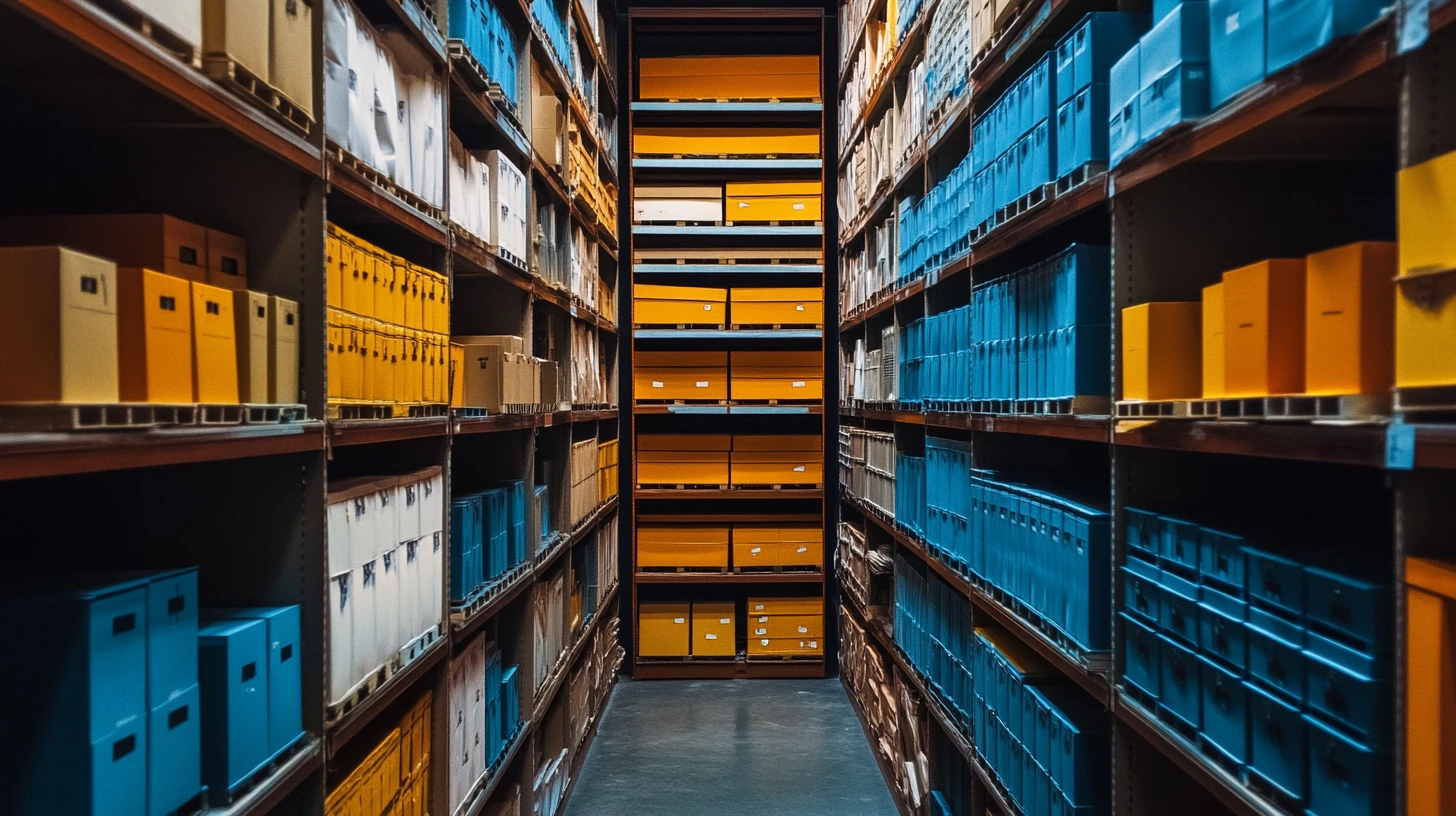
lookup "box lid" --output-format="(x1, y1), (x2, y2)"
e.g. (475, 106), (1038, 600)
(634, 283), (728, 302)
(730, 287), (823, 302)
(726, 181), (823, 197)
(733, 434), (823, 451)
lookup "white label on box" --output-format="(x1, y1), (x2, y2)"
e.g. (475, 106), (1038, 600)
(793, 465), (806, 472)
(760, 638), (770, 645)
(796, 304), (805, 311)
(798, 626), (809, 633)
(751, 547), (762, 554)
(797, 547), (808, 553)
(653, 381), (664, 388)
(758, 615), (769, 622)
(1225, 11), (1240, 32)
(696, 381), (710, 388)
(704, 633), (718, 640)
(754, 605), (765, 612)
(808, 641), (817, 648)
(673, 617), (685, 624)
(756, 628), (767, 635)
(738, 201), (750, 208)
(793, 381), (805, 387)
(793, 202), (806, 210)
(703, 303), (713, 310)
(720, 617), (730, 624)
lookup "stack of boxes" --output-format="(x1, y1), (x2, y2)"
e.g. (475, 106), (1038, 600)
(530, 0), (573, 80)
(533, 568), (567, 689)
(897, 154), (974, 280)
(924, 0), (971, 125)
(631, 351), (825, 404)
(1053, 13), (1147, 182)
(448, 134), (493, 248)
(895, 450), (928, 539)
(326, 468), (446, 709)
(449, 479), (529, 605)
(633, 283), (823, 329)
(568, 319), (606, 407)
(637, 594), (824, 659)
(632, 182), (824, 225)
(1395, 150), (1456, 398)
(448, 636), (522, 814)
(971, 244), (1111, 405)
(1119, 510), (1391, 813)
(635, 521), (823, 572)
(838, 521), (871, 609)
(326, 224), (451, 409)
(971, 627), (1112, 816)
(729, 434), (824, 487)
(597, 438), (619, 505)
(326, 691), (432, 816)
(970, 53), (1059, 234)
(841, 427), (897, 516)
(747, 595), (824, 656)
(447, 0), (520, 108)
(454, 334), (556, 413)
(899, 306), (974, 405)
(0, 215), (299, 409)
(894, 552), (976, 720)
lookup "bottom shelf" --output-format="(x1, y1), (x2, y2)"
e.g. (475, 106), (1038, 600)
(633, 658), (826, 679)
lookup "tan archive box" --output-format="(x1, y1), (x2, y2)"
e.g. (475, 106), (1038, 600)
(457, 341), (515, 412)
(637, 525), (731, 569)
(729, 287), (823, 327)
(269, 0), (314, 117)
(234, 290), (271, 403)
(269, 295), (300, 404)
(634, 350), (728, 401)
(203, 0), (271, 83)
(116, 267), (194, 404)
(205, 228), (248, 291)
(691, 602), (736, 657)
(0, 214), (208, 283)
(729, 350), (823, 401)
(0, 246), (120, 404)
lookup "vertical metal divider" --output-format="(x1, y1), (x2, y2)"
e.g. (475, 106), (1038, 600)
(823, 5), (843, 674)
(616, 5), (634, 673)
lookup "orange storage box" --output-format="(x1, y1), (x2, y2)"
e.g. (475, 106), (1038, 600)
(637, 525), (731, 569)
(117, 267), (194, 404)
(747, 637), (823, 656)
(691, 601), (735, 657)
(191, 280), (240, 403)
(636, 434), (731, 486)
(726, 181), (823, 222)
(634, 351), (729, 401)
(1305, 241), (1394, 396)
(730, 287), (823, 327)
(638, 601), (691, 657)
(1407, 556), (1456, 816)
(729, 351), (823, 401)
(748, 596), (822, 616)
(633, 284), (727, 327)
(1223, 259), (1307, 397)
(1202, 283), (1225, 398)
(732, 525), (823, 569)
(1120, 302), (1201, 401)
(634, 128), (820, 157)
(749, 614), (823, 639)
(637, 55), (821, 101)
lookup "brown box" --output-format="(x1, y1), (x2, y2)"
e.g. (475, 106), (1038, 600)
(459, 342), (511, 411)
(205, 228), (249, 291)
(0, 214), (208, 282)
(540, 359), (559, 406)
(0, 246), (120, 403)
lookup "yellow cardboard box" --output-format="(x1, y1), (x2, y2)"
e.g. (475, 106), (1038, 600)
(730, 287), (823, 326)
(1120, 302), (1201, 401)
(733, 524), (823, 568)
(731, 452), (823, 485)
(1398, 149), (1456, 280)
(637, 450), (730, 486)
(1202, 283), (1225, 398)
(191, 280), (240, 403)
(726, 181), (823, 222)
(1397, 273), (1456, 389)
(747, 637), (822, 656)
(638, 601), (691, 657)
(117, 267), (193, 404)
(637, 56), (820, 101)
(634, 283), (727, 326)
(749, 614), (823, 639)
(748, 596), (822, 616)
(638, 526), (731, 569)
(691, 601), (735, 657)
(1305, 241), (1394, 396)
(1223, 259), (1306, 397)
(634, 128), (820, 157)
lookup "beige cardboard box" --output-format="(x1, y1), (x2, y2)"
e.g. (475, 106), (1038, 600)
(234, 290), (270, 402)
(269, 295), (299, 404)
(0, 246), (120, 403)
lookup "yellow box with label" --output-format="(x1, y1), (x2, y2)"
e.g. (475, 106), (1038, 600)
(1397, 273), (1456, 389)
(733, 525), (823, 568)
(633, 128), (820, 157)
(691, 601), (735, 657)
(234, 290), (271, 404)
(726, 181), (822, 222)
(191, 280), (240, 403)
(633, 283), (727, 326)
(326, 226), (348, 310)
(749, 614), (823, 639)
(1202, 283), (1225, 398)
(1223, 259), (1306, 397)
(117, 267), (194, 404)
(638, 601), (691, 657)
(269, 295), (299, 404)
(634, 350), (729, 400)
(1120, 302), (1201, 401)
(637, 56), (821, 101)
(1305, 241), (1394, 396)
(327, 310), (345, 399)
(1398, 149), (1456, 280)
(748, 596), (822, 616)
(731, 452), (823, 486)
(638, 526), (730, 568)
(747, 637), (823, 656)
(730, 287), (823, 327)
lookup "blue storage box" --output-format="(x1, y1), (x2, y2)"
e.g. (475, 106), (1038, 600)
(1198, 526), (1245, 592)
(1056, 32), (1078, 105)
(1304, 713), (1390, 816)
(1303, 630), (1391, 746)
(1072, 84), (1110, 170)
(450, 494), (483, 601)
(1266, 0), (1385, 74)
(208, 607), (303, 756)
(1142, 0), (1211, 74)
(1159, 570), (1201, 644)
(1032, 121), (1052, 191)
(1139, 63), (1211, 141)
(1303, 565), (1387, 652)
(1198, 655), (1248, 765)
(1246, 680), (1308, 803)
(197, 618), (271, 797)
(1159, 516), (1201, 573)
(1209, 0), (1266, 107)
(1125, 507), (1160, 558)
(1247, 605), (1306, 701)
(1245, 547), (1305, 617)
(1109, 44), (1143, 167)
(1121, 611), (1162, 698)
(1033, 54), (1053, 125)
(1197, 582), (1248, 669)
(1122, 556), (1163, 623)
(1038, 685), (1111, 808)
(148, 683), (200, 816)
(1158, 633), (1202, 729)
(138, 568), (199, 710)
(1073, 13), (1149, 94)
(1154, 0), (1184, 22)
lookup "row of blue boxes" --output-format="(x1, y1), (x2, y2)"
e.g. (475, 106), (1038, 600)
(531, 0), (574, 79)
(970, 244), (1111, 402)
(924, 0), (972, 120)
(449, 0), (521, 106)
(0, 570), (303, 816)
(450, 480), (529, 604)
(899, 305), (973, 404)
(1052, 13), (1149, 183)
(895, 451), (928, 538)
(897, 151), (975, 281)
(970, 53), (1058, 231)
(894, 552), (977, 721)
(1120, 508), (1391, 815)
(972, 627), (1111, 816)
(484, 641), (523, 772)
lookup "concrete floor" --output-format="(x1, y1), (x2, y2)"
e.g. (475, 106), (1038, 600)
(562, 679), (899, 816)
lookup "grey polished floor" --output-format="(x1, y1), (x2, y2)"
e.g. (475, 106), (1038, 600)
(562, 679), (899, 816)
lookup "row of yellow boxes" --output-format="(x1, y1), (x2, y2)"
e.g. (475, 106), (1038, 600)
(636, 434), (824, 486)
(325, 691), (431, 816)
(598, 439), (619, 504)
(633, 182), (823, 224)
(0, 246), (298, 406)
(633, 128), (821, 157)
(637, 596), (824, 658)
(637, 523), (824, 570)
(327, 223), (449, 335)
(327, 309), (451, 405)
(633, 285), (823, 328)
(633, 351), (824, 402)
(636, 55), (822, 101)
(567, 131), (618, 236)
(1122, 241), (1396, 401)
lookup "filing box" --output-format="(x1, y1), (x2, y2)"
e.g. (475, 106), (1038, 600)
(1304, 629), (1390, 746)
(0, 246), (120, 404)
(1397, 149), (1456, 281)
(729, 350), (823, 400)
(691, 601), (735, 657)
(1247, 605), (1305, 700)
(1209, 0), (1265, 107)
(633, 186), (724, 223)
(1158, 632), (1202, 728)
(1122, 556), (1163, 624)
(1160, 515), (1201, 573)
(0, 214), (208, 282)
(269, 0), (313, 115)
(139, 568), (201, 708)
(729, 287), (823, 327)
(1223, 259), (1307, 397)
(1202, 282), (1226, 397)
(1126, 508), (1160, 558)
(1266, 0), (1384, 73)
(149, 682), (201, 816)
(198, 618), (271, 797)
(1199, 654), (1248, 765)
(1245, 546), (1304, 616)
(117, 267), (194, 404)
(750, 614), (823, 639)
(1120, 612), (1161, 698)
(1246, 680), (1307, 802)
(1159, 570), (1200, 645)
(725, 181), (823, 222)
(634, 128), (820, 156)
(636, 525), (731, 569)
(637, 55), (820, 101)
(1121, 301), (1202, 400)
(634, 351), (729, 401)
(1199, 525), (1244, 590)
(1304, 565), (1386, 651)
(1404, 557), (1456, 816)
(730, 433), (823, 486)
(1072, 83), (1110, 170)
(633, 284), (727, 327)
(1109, 43), (1142, 167)
(1137, 2), (1210, 139)
(732, 525), (823, 569)
(234, 290), (270, 403)
(638, 601), (690, 657)
(1304, 241), (1394, 396)
(1198, 582), (1248, 668)
(748, 596), (822, 616)
(268, 295), (299, 404)
(1070, 12), (1148, 95)
(204, 228), (249, 291)
(747, 637), (822, 656)
(636, 434), (731, 485)
(1305, 712), (1389, 816)
(209, 607), (304, 755)
(1394, 261), (1456, 389)
(191, 281), (241, 403)
(202, 0), (270, 83)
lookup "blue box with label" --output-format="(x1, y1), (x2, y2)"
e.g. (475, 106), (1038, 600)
(208, 606), (303, 756)
(1247, 605), (1305, 701)
(1209, 0), (1266, 107)
(1246, 680), (1308, 803)
(197, 618), (270, 797)
(148, 683), (200, 816)
(1303, 630), (1391, 746)
(1120, 611), (1162, 698)
(1197, 582), (1248, 669)
(1158, 633), (1202, 729)
(1304, 712), (1390, 816)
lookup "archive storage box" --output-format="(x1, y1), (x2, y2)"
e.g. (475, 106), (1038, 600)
(729, 351), (824, 401)
(0, 246), (119, 404)
(234, 290), (270, 403)
(633, 186), (724, 223)
(730, 434), (823, 486)
(1209, 0), (1265, 107)
(1266, 0), (1384, 73)
(633, 284), (727, 327)
(1121, 301), (1201, 400)
(633, 128), (820, 157)
(1222, 258), (1306, 397)
(732, 524), (824, 569)
(198, 618), (270, 798)
(1406, 557), (1456, 816)
(729, 287), (823, 327)
(638, 601), (690, 657)
(633, 351), (729, 401)
(1137, 2), (1210, 143)
(691, 601), (735, 657)
(116, 266), (194, 404)
(1396, 150), (1456, 389)
(202, 0), (271, 85)
(1202, 282), (1225, 397)
(725, 181), (822, 222)
(207, 606), (303, 757)
(1304, 241), (1394, 396)
(637, 525), (731, 569)
(191, 281), (240, 403)
(636, 434), (731, 486)
(268, 295), (299, 404)
(637, 55), (820, 101)
(747, 595), (824, 656)
(269, 0), (313, 116)
(1109, 43), (1142, 167)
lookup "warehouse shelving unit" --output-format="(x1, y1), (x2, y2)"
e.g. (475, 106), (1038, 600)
(836, 0), (1456, 812)
(0, 0), (623, 814)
